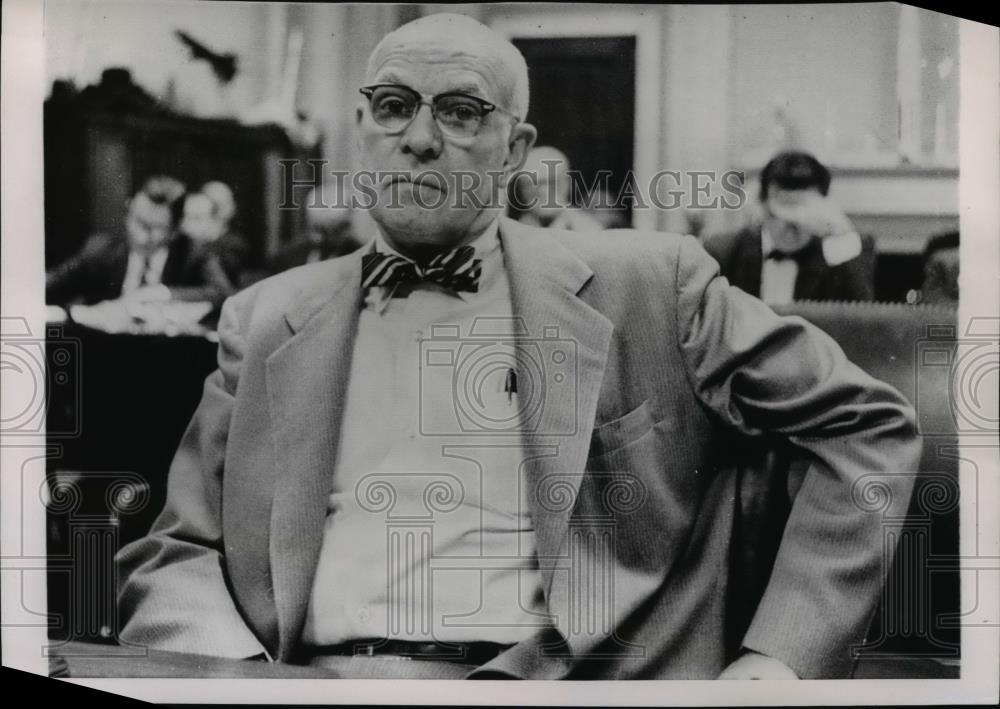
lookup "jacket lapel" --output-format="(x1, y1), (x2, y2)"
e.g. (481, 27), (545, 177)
(498, 219), (615, 633)
(264, 250), (365, 660)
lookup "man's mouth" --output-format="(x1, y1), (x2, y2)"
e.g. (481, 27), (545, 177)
(385, 173), (446, 193)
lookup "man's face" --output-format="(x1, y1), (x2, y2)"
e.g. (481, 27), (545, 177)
(357, 37), (535, 249)
(763, 186), (822, 253)
(181, 194), (218, 242)
(126, 194), (174, 254)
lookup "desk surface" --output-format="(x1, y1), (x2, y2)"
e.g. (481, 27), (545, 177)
(48, 641), (959, 679)
(48, 641), (341, 679)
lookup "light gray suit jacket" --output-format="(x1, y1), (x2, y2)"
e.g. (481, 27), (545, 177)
(116, 217), (919, 679)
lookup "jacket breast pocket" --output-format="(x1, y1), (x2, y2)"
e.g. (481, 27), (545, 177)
(588, 398), (657, 459)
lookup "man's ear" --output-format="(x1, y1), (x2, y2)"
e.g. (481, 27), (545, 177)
(504, 122), (537, 175)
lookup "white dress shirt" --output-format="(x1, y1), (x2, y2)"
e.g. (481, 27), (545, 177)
(759, 227), (864, 305)
(759, 226), (798, 306)
(303, 221), (554, 646)
(121, 247), (169, 294)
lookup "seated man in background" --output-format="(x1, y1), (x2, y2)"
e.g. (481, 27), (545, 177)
(510, 145), (603, 231)
(46, 175), (236, 314)
(201, 180), (250, 287)
(704, 151), (874, 304)
(267, 186), (363, 274)
(179, 191), (220, 246)
(919, 229), (959, 305)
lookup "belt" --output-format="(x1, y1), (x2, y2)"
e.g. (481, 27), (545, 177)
(309, 639), (513, 666)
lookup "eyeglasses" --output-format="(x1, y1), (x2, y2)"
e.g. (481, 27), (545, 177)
(359, 84), (519, 139)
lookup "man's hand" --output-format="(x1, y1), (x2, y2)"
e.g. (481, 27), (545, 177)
(717, 651), (799, 679)
(126, 284), (173, 305)
(770, 192), (854, 239)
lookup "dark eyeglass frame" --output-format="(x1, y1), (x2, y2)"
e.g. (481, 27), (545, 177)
(359, 83), (520, 138)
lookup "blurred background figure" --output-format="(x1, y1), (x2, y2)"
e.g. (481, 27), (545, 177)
(510, 146), (603, 231)
(46, 175), (235, 313)
(918, 230), (959, 305)
(268, 185), (363, 274)
(179, 191), (218, 244)
(588, 184), (630, 229)
(202, 181), (237, 233)
(704, 151), (875, 304)
(197, 180), (249, 287)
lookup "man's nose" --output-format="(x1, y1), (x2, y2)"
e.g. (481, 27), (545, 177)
(400, 104), (443, 160)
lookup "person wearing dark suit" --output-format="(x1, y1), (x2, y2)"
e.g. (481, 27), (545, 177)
(705, 224), (876, 303)
(920, 229), (959, 305)
(115, 16), (918, 680)
(704, 151), (875, 304)
(510, 145), (604, 232)
(199, 181), (251, 287)
(267, 228), (358, 274)
(46, 176), (236, 309)
(267, 187), (364, 275)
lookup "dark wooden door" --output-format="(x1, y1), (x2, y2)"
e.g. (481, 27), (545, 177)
(512, 36), (636, 225)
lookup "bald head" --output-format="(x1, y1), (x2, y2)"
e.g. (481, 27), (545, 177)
(366, 13), (530, 120)
(201, 181), (236, 225)
(357, 13), (539, 252)
(522, 146), (570, 176)
(513, 145), (575, 222)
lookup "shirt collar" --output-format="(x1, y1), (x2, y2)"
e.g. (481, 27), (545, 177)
(760, 223), (775, 256)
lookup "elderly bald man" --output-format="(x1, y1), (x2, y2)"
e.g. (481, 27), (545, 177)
(116, 13), (918, 680)
(512, 146), (603, 231)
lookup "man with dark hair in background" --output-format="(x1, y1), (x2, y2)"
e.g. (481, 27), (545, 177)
(46, 175), (236, 309)
(704, 150), (875, 304)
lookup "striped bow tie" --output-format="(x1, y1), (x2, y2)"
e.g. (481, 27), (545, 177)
(361, 246), (482, 293)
